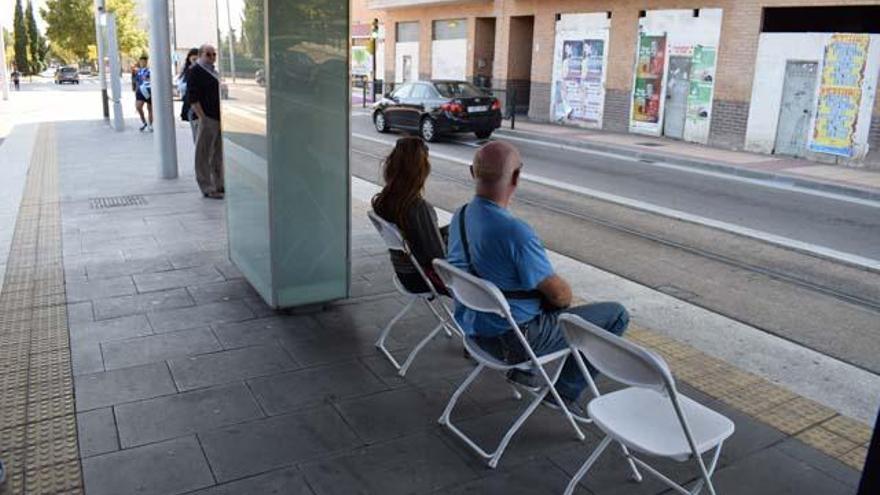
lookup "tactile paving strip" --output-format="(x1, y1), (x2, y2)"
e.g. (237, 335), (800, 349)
(0, 124), (84, 494)
(627, 325), (872, 471)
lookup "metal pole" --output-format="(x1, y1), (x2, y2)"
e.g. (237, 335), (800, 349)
(94, 0), (109, 119)
(148, 0), (178, 179)
(225, 0), (236, 82)
(214, 0), (223, 75)
(105, 14), (124, 131)
(0, 22), (9, 101)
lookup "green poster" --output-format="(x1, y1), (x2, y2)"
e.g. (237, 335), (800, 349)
(687, 45), (716, 122)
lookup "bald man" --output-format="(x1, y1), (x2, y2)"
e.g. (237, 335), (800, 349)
(447, 141), (629, 415)
(188, 44), (224, 199)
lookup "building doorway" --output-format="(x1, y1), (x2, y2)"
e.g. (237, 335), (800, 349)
(395, 21), (420, 83)
(663, 56), (692, 140)
(473, 17), (496, 88)
(507, 15), (534, 114)
(774, 61), (818, 157)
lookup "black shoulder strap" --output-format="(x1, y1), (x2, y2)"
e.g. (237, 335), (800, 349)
(458, 203), (542, 301)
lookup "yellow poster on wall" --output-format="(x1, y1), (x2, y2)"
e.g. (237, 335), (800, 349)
(810, 33), (870, 157)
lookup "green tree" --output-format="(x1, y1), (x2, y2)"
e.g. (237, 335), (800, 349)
(13, 0), (29, 73)
(242, 0), (263, 59)
(41, 0), (147, 64)
(26, 0), (42, 72)
(41, 0), (92, 62)
(3, 28), (13, 69)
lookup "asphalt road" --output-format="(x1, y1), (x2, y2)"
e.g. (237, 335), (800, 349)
(220, 88), (880, 373)
(350, 112), (880, 262)
(348, 118), (880, 374)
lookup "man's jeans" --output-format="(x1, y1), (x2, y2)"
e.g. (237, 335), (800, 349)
(474, 302), (629, 402)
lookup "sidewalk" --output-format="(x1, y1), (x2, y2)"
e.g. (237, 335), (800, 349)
(0, 116), (869, 494)
(497, 119), (880, 200)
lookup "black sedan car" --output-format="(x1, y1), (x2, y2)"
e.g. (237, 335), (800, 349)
(373, 80), (502, 142)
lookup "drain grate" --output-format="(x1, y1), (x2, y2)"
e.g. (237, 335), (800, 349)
(89, 195), (148, 209)
(635, 141), (665, 147)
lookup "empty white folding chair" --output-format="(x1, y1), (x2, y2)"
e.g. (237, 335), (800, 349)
(367, 211), (458, 376)
(559, 314), (735, 495)
(432, 259), (586, 468)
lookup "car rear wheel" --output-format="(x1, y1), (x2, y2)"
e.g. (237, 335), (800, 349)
(419, 117), (437, 142)
(374, 111), (388, 133)
(475, 129), (493, 140)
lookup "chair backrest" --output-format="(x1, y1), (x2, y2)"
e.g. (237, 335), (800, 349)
(368, 210), (406, 252)
(559, 313), (674, 392)
(432, 259), (511, 317)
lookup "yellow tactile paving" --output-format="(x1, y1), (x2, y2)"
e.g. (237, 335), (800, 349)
(820, 415), (873, 445)
(796, 427), (860, 458)
(0, 124), (83, 494)
(840, 446), (869, 471)
(624, 324), (869, 472)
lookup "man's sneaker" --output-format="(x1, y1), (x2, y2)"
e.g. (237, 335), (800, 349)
(139, 123), (148, 132)
(147, 125), (154, 132)
(542, 394), (590, 423)
(506, 369), (542, 392)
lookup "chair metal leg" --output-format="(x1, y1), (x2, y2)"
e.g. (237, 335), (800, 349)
(538, 358), (586, 441)
(398, 321), (445, 376)
(564, 435), (613, 495)
(375, 296), (416, 370)
(690, 442), (723, 495)
(423, 297), (458, 338)
(439, 364), (483, 427)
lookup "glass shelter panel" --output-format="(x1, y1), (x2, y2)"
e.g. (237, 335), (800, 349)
(223, 0), (350, 308)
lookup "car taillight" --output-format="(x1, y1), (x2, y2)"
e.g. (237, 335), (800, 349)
(491, 99), (501, 111)
(441, 102), (464, 113)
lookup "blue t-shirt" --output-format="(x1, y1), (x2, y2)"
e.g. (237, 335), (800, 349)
(447, 196), (554, 337)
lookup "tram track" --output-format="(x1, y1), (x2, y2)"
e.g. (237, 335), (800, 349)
(352, 144), (880, 374)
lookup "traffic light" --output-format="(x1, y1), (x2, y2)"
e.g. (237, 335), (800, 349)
(367, 18), (380, 54)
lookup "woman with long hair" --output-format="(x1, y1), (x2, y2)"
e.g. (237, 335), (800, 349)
(178, 47), (200, 141)
(372, 136), (448, 294)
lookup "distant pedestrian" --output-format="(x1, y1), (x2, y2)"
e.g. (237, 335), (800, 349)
(11, 70), (20, 91)
(188, 44), (224, 199)
(178, 47), (200, 142)
(134, 56), (153, 132)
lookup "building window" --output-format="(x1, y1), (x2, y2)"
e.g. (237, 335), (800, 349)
(433, 19), (467, 40)
(762, 6), (880, 33)
(396, 21), (419, 42)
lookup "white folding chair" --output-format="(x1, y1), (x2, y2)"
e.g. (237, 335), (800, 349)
(559, 314), (735, 495)
(367, 211), (458, 376)
(432, 259), (586, 469)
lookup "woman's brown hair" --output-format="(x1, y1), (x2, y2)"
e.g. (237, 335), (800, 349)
(371, 136), (431, 231)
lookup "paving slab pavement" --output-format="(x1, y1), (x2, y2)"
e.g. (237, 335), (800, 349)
(0, 116), (869, 494)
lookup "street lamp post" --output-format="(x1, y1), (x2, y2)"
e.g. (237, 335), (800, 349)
(0, 22), (9, 101)
(104, 13), (124, 131)
(148, 0), (178, 179)
(370, 18), (379, 102)
(94, 0), (109, 119)
(225, 0), (236, 82)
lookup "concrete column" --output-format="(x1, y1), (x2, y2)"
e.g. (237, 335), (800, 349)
(105, 14), (124, 131)
(94, 0), (109, 119)
(0, 22), (9, 101)
(148, 0), (178, 179)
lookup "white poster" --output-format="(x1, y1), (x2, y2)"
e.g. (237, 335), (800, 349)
(550, 14), (609, 128)
(432, 39), (467, 80)
(395, 42), (419, 83)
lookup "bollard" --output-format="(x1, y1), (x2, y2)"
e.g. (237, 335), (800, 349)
(362, 83), (367, 108)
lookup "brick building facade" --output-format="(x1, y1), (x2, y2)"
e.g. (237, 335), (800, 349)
(366, 0), (880, 167)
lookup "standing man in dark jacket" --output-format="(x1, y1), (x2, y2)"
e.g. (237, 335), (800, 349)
(187, 44), (224, 199)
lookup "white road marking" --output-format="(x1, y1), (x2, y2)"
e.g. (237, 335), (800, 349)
(350, 175), (880, 423)
(497, 132), (880, 209)
(351, 131), (880, 271)
(350, 112), (880, 208)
